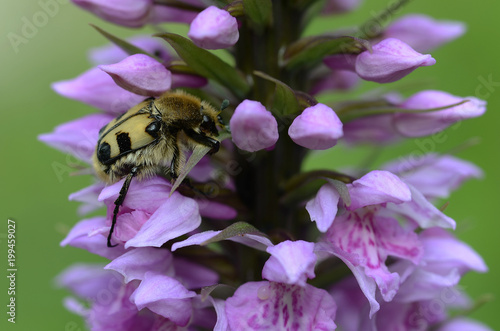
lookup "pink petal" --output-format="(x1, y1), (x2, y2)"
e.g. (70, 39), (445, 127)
(131, 273), (196, 326)
(173, 258), (219, 289)
(355, 38), (436, 83)
(60, 217), (128, 260)
(288, 103), (344, 150)
(52, 67), (145, 115)
(125, 192), (201, 248)
(316, 242), (380, 317)
(99, 54), (171, 96)
(383, 154), (483, 199)
(188, 6), (239, 49)
(229, 100), (279, 152)
(38, 113), (112, 163)
(394, 90), (486, 137)
(347, 170), (411, 210)
(262, 240), (316, 286)
(385, 14), (466, 53)
(438, 318), (493, 331)
(342, 114), (402, 145)
(387, 183), (456, 229)
(68, 183), (106, 215)
(72, 0), (153, 28)
(306, 183), (340, 232)
(104, 247), (174, 283)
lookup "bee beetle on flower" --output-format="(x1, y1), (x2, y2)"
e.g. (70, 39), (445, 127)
(92, 90), (227, 247)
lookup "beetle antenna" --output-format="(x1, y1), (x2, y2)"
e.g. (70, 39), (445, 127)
(220, 99), (230, 112)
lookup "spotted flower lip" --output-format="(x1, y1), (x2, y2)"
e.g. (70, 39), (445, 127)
(188, 6), (239, 49)
(394, 90), (486, 137)
(52, 67), (145, 115)
(99, 54), (172, 96)
(229, 99), (279, 152)
(288, 103), (344, 150)
(385, 14), (466, 53)
(224, 281), (337, 330)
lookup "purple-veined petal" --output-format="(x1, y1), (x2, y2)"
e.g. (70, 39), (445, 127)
(355, 38), (436, 83)
(394, 90), (486, 137)
(288, 103), (344, 150)
(306, 183), (340, 232)
(225, 281), (337, 330)
(347, 170), (411, 210)
(125, 192), (201, 248)
(229, 100), (279, 152)
(262, 240), (316, 286)
(188, 6), (239, 50)
(130, 272), (196, 327)
(52, 67), (146, 115)
(99, 54), (171, 96)
(104, 247), (174, 283)
(38, 113), (112, 163)
(325, 213), (402, 303)
(316, 242), (380, 317)
(385, 14), (466, 53)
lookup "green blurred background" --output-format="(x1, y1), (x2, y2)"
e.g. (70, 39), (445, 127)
(1, 0), (498, 330)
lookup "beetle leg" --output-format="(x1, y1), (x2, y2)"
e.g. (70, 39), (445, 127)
(108, 166), (138, 248)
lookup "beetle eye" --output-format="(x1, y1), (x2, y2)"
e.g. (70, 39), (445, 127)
(97, 142), (111, 163)
(146, 121), (161, 138)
